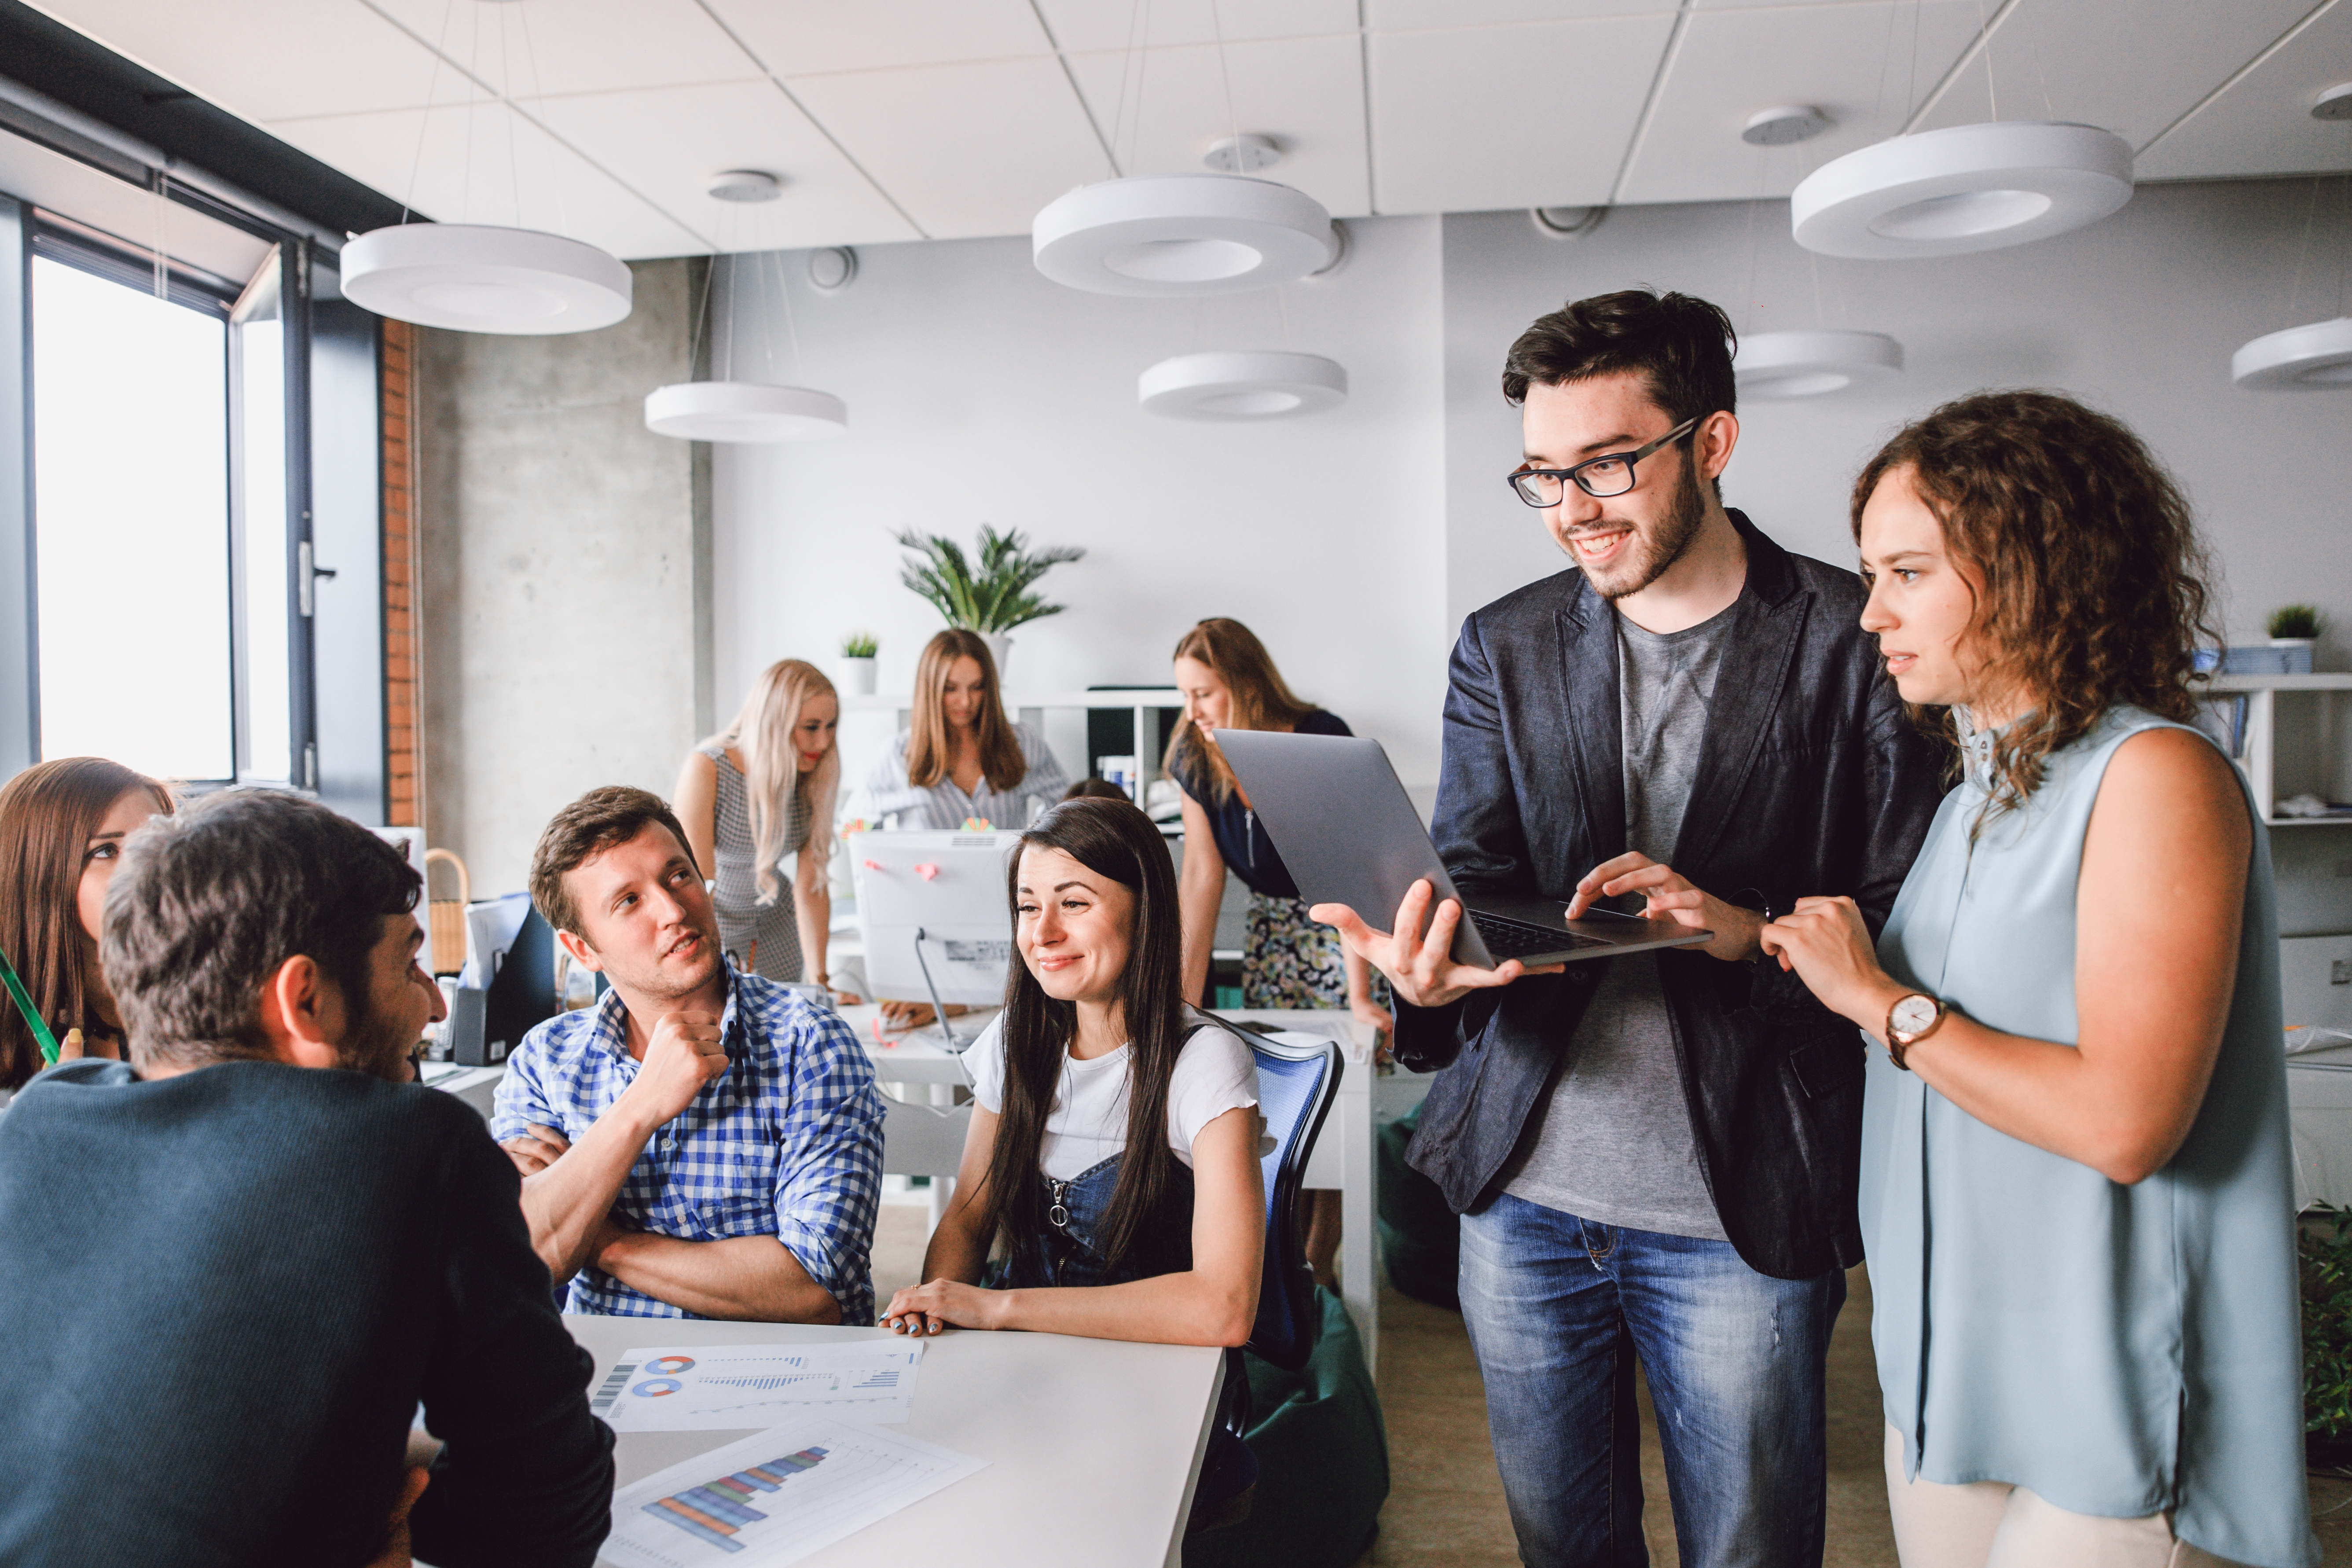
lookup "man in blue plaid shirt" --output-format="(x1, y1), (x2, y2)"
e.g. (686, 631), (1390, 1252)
(491, 786), (883, 1324)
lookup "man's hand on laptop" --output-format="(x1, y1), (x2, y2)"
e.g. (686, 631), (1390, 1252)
(1568, 853), (1762, 962)
(1313, 879), (1564, 1010)
(626, 1009), (730, 1123)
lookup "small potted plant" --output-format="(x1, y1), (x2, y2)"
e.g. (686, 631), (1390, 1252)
(837, 632), (879, 696)
(895, 524), (1086, 683)
(2269, 605), (2326, 676)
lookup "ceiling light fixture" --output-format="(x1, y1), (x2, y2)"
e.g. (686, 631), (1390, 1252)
(645, 382), (848, 441)
(1736, 330), (1904, 399)
(2313, 82), (2352, 122)
(1743, 106), (1831, 147)
(1035, 174), (1336, 297)
(1204, 134), (1281, 173)
(342, 224), (631, 334)
(1790, 121), (2132, 259)
(707, 169), (782, 203)
(2232, 318), (2352, 390)
(1138, 351), (1347, 421)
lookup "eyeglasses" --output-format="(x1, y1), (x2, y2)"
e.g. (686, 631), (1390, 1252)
(1507, 416), (1701, 507)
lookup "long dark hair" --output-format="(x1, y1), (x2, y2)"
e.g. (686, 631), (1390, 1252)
(0, 758), (174, 1088)
(983, 796), (1189, 1277)
(1851, 389), (2218, 822)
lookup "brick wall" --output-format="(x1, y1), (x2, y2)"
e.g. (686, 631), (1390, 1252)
(381, 319), (419, 829)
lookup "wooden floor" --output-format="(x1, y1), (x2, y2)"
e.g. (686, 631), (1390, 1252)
(874, 1202), (2352, 1565)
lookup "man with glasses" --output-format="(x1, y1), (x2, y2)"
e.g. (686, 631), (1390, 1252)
(1320, 289), (1940, 1567)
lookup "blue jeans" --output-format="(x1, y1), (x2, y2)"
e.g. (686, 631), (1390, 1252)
(1458, 1192), (1845, 1568)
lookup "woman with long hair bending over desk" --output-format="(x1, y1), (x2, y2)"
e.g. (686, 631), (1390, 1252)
(881, 794), (1264, 1347)
(1759, 391), (2315, 1568)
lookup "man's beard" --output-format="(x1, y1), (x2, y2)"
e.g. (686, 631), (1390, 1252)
(335, 986), (418, 1081)
(1576, 458), (1708, 601)
(609, 920), (725, 1003)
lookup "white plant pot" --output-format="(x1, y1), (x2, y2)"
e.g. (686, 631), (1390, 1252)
(2269, 637), (2316, 675)
(836, 656), (878, 695)
(980, 633), (1013, 683)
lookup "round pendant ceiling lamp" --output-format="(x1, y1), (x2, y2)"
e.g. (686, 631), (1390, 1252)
(1790, 122), (2132, 259)
(342, 224), (631, 335)
(1035, 175), (1336, 297)
(644, 382), (848, 442)
(1736, 330), (1904, 399)
(1138, 351), (1347, 421)
(2232, 318), (2352, 390)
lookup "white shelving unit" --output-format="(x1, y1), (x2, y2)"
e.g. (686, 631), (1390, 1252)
(2206, 673), (2352, 826)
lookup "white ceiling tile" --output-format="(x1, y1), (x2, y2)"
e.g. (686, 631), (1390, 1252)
(2137, 0), (2352, 180)
(266, 100), (705, 258)
(1912, 0), (2318, 152)
(1367, 14), (1677, 213)
(1035, 0), (1357, 52)
(532, 81), (922, 249)
(699, 0), (1050, 76)
(1368, 0), (1676, 29)
(784, 55), (1112, 239)
(22, 0), (480, 121)
(361, 0), (761, 98)
(1064, 36), (1370, 215)
(1616, 0), (1985, 206)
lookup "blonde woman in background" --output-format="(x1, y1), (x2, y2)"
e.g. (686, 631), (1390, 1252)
(675, 658), (850, 996)
(852, 629), (1068, 832)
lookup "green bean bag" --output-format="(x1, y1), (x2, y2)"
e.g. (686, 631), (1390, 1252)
(1183, 1286), (1389, 1568)
(1377, 1102), (1460, 1311)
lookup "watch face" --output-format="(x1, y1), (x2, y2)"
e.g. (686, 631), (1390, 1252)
(1891, 995), (1937, 1037)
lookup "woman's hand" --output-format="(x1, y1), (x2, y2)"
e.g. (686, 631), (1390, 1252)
(1758, 896), (1905, 1034)
(882, 1278), (1005, 1336)
(879, 1000), (966, 1030)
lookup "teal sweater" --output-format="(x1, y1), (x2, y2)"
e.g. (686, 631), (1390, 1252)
(0, 1058), (614, 1566)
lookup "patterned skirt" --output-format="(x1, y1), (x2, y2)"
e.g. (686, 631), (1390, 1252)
(1243, 891), (1384, 1010)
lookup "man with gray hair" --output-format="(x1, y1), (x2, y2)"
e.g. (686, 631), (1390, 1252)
(0, 790), (616, 1568)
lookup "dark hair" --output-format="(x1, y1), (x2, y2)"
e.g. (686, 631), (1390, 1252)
(530, 786), (700, 938)
(1163, 617), (1316, 805)
(0, 759), (174, 1087)
(1502, 288), (1737, 499)
(101, 790), (420, 1072)
(1061, 778), (1131, 803)
(984, 797), (1189, 1278)
(1850, 389), (2219, 821)
(908, 630), (1026, 795)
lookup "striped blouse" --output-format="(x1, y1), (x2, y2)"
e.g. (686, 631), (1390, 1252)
(850, 723), (1069, 832)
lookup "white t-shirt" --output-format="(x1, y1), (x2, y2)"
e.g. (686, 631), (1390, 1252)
(962, 1006), (1260, 1181)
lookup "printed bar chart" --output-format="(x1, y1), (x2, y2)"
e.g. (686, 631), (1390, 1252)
(643, 1449), (830, 1553)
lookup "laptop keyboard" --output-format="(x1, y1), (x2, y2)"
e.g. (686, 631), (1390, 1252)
(1468, 911), (1608, 957)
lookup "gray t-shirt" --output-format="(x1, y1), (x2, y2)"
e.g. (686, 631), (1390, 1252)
(1501, 603), (1736, 1239)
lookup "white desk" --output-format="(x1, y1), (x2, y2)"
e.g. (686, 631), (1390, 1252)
(565, 1315), (1223, 1568)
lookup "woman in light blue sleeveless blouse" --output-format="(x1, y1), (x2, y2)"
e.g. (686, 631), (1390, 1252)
(1761, 393), (2315, 1568)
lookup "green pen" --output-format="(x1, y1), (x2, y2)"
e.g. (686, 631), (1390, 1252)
(0, 942), (60, 1066)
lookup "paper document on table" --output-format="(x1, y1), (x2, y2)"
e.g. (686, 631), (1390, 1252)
(593, 1343), (925, 1431)
(597, 1418), (986, 1567)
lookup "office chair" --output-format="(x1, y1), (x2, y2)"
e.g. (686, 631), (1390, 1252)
(1189, 1018), (1344, 1535)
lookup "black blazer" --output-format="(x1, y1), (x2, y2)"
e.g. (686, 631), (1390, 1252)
(1395, 513), (1943, 1281)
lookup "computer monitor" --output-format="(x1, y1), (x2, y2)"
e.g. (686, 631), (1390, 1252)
(850, 829), (1021, 1028)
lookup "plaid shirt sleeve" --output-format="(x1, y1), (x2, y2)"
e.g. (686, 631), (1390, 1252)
(486, 1022), (565, 1144)
(770, 1006), (886, 1326)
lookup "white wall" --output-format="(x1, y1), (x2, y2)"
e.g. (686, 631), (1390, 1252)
(1442, 180), (2352, 646)
(710, 217), (1451, 786)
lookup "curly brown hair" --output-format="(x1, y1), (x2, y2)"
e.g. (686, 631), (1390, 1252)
(1851, 390), (2219, 820)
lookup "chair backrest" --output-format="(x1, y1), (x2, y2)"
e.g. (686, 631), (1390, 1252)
(1229, 1019), (1343, 1372)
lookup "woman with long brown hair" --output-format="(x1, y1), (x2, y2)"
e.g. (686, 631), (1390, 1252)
(0, 757), (173, 1089)
(878, 795), (1263, 1342)
(1761, 392), (2313, 1567)
(851, 629), (1067, 833)
(674, 658), (845, 994)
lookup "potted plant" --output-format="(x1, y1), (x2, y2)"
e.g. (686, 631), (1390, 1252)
(2303, 1204), (2352, 1471)
(837, 632), (879, 696)
(2269, 605), (2326, 676)
(895, 525), (1086, 683)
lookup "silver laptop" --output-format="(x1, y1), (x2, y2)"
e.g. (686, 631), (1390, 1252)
(1213, 730), (1712, 968)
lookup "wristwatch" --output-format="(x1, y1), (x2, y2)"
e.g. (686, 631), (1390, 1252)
(1882, 992), (1945, 1070)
